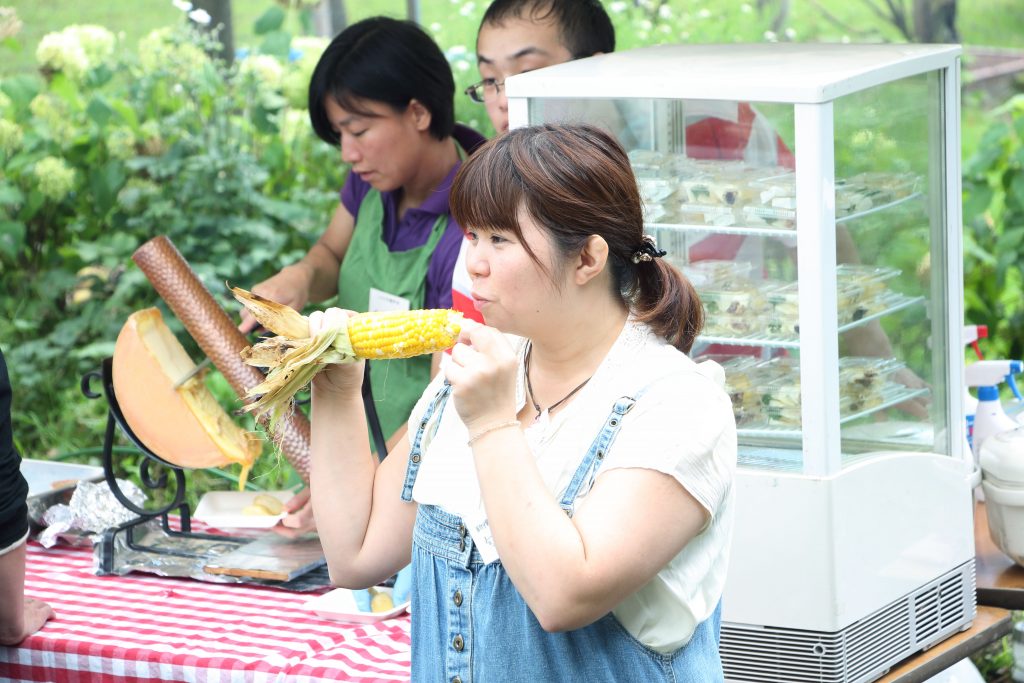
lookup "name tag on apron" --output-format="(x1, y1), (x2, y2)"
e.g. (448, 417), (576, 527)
(369, 287), (410, 312)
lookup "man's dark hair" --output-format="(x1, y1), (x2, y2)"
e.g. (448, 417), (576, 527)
(308, 17), (455, 145)
(480, 0), (615, 58)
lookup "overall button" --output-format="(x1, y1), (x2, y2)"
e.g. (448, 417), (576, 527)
(411, 454), (421, 463)
(453, 634), (464, 651)
(458, 523), (467, 538)
(452, 678), (462, 683)
(453, 589), (463, 607)
(458, 538), (465, 552)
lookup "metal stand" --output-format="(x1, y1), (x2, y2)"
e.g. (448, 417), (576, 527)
(82, 357), (246, 574)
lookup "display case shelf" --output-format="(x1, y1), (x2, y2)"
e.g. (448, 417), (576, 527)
(696, 292), (925, 348)
(737, 446), (872, 473)
(646, 221), (795, 238)
(835, 192), (923, 224)
(736, 384), (930, 441)
(646, 191), (923, 237)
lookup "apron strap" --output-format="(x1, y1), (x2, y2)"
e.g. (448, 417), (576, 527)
(362, 365), (388, 461)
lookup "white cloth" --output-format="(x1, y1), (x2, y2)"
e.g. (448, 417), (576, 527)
(408, 318), (737, 652)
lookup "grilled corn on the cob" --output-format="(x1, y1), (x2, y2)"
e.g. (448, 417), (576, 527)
(232, 286), (462, 425)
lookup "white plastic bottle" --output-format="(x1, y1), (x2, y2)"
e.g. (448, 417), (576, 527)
(968, 360), (1024, 460)
(973, 384), (1019, 459)
(963, 325), (988, 451)
(965, 387), (979, 451)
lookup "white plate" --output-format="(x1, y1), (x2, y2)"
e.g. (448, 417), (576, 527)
(21, 459), (105, 499)
(304, 587), (410, 624)
(193, 490), (292, 529)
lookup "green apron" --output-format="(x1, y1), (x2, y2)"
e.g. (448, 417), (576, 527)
(337, 188), (449, 442)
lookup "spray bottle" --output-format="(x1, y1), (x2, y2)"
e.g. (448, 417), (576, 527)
(966, 359), (1023, 462)
(963, 324), (988, 448)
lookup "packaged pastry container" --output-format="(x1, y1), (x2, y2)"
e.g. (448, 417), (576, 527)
(838, 356), (907, 396)
(699, 283), (764, 317)
(628, 149), (666, 178)
(638, 178), (676, 204)
(678, 203), (745, 227)
(741, 205), (796, 229)
(683, 260), (755, 286)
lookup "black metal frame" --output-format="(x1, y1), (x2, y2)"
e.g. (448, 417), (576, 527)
(81, 357), (245, 574)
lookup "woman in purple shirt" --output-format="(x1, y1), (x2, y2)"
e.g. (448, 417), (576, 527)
(241, 17), (484, 531)
(243, 18), (483, 426)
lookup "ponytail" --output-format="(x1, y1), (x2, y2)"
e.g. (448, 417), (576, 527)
(629, 258), (704, 354)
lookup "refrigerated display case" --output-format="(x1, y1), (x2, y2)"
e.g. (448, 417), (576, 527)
(507, 43), (973, 683)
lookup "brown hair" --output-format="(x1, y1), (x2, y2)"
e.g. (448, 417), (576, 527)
(450, 123), (704, 353)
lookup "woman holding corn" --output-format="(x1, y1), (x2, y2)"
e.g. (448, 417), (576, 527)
(307, 124), (736, 681)
(239, 17), (484, 531)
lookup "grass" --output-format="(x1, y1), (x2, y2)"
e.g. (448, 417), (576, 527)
(2, 0), (405, 76)
(6, 0), (1023, 73)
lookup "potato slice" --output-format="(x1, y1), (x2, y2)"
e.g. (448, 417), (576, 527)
(252, 493), (284, 515)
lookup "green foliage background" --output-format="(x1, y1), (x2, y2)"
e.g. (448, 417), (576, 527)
(0, 0), (1023, 503)
(0, 2), (1022, 676)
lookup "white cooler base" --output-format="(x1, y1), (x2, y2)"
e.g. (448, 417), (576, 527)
(722, 560), (976, 683)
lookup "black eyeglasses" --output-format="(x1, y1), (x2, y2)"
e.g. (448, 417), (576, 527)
(464, 78), (506, 103)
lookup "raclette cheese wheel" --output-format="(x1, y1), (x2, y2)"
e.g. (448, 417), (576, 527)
(112, 308), (261, 471)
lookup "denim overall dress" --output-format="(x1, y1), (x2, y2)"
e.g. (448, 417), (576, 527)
(401, 384), (725, 683)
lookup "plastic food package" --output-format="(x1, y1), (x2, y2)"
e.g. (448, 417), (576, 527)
(726, 356), (910, 427)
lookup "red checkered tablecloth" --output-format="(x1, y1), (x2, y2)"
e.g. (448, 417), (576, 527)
(1, 540), (412, 682)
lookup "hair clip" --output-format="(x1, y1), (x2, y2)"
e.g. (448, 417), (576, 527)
(631, 234), (667, 264)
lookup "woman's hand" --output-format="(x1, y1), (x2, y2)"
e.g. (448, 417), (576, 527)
(0, 597), (54, 646)
(309, 308), (365, 395)
(273, 488), (317, 538)
(893, 367), (931, 419)
(239, 264), (313, 334)
(444, 320), (519, 432)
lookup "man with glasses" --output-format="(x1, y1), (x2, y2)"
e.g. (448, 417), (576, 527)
(451, 0), (790, 323)
(464, 0), (612, 136)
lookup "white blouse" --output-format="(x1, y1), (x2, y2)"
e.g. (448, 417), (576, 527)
(408, 318), (737, 652)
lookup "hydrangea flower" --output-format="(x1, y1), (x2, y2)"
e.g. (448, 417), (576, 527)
(239, 54), (284, 90)
(28, 94), (74, 142)
(117, 178), (161, 213)
(67, 25), (116, 63)
(34, 156), (76, 200)
(0, 119), (23, 155)
(290, 36), (328, 61)
(282, 39), (327, 110)
(36, 31), (89, 80)
(138, 28), (210, 76)
(0, 7), (23, 41)
(280, 108), (310, 145)
(35, 24), (116, 81)
(106, 128), (137, 159)
(139, 120), (165, 156)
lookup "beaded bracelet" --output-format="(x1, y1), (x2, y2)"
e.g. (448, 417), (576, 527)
(467, 419), (521, 446)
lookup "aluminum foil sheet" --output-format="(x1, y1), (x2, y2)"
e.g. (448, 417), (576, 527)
(94, 522), (331, 591)
(37, 479), (146, 548)
(131, 235), (311, 481)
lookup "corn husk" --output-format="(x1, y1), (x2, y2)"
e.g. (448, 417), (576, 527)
(232, 286), (356, 427)
(231, 286), (462, 427)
